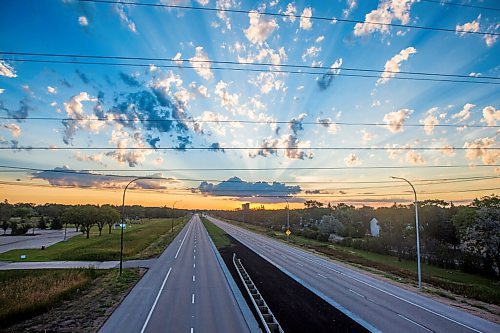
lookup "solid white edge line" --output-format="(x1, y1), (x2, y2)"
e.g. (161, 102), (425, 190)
(398, 314), (432, 332)
(175, 221), (192, 259)
(212, 217), (485, 333)
(140, 267), (172, 333)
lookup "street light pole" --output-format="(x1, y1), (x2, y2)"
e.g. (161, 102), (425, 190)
(172, 200), (181, 233)
(391, 176), (422, 289)
(120, 177), (149, 276)
(284, 197), (290, 242)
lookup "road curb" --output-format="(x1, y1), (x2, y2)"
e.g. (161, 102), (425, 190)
(205, 225), (261, 333)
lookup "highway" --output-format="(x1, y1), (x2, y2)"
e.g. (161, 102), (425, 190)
(100, 214), (255, 333)
(208, 216), (500, 333)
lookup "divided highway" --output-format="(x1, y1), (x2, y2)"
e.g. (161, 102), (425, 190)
(208, 216), (500, 333)
(100, 215), (254, 333)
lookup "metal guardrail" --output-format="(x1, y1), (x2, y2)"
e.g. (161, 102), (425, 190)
(233, 253), (284, 333)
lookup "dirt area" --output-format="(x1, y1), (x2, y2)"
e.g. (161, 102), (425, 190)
(1, 268), (145, 333)
(219, 235), (368, 333)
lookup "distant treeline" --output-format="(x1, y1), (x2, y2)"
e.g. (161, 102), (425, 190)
(211, 195), (500, 278)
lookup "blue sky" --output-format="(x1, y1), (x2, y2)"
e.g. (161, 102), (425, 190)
(0, 0), (498, 208)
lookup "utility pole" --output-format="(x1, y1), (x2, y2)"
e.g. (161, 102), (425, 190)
(284, 197), (290, 242)
(391, 176), (422, 289)
(172, 201), (181, 232)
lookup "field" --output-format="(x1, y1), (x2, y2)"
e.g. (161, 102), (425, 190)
(201, 216), (231, 249)
(219, 217), (500, 307)
(0, 217), (187, 262)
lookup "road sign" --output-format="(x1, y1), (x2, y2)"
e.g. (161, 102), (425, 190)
(285, 229), (291, 236)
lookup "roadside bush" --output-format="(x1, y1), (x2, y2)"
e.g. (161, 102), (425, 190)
(316, 233), (329, 242)
(37, 216), (47, 230)
(10, 223), (30, 235)
(341, 237), (352, 247)
(50, 217), (63, 230)
(352, 239), (364, 250)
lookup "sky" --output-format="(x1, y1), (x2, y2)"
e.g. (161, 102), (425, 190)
(0, 0), (498, 210)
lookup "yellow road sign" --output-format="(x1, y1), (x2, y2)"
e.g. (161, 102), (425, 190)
(285, 229), (291, 236)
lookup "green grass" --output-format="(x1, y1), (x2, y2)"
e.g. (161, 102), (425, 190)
(220, 217), (500, 305)
(0, 218), (187, 262)
(201, 217), (231, 249)
(0, 268), (101, 327)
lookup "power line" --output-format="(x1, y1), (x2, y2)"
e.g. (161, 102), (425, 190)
(0, 164), (497, 172)
(75, 0), (499, 36)
(419, 0), (500, 11)
(5, 57), (499, 85)
(2, 51), (499, 81)
(1, 116), (497, 129)
(0, 146), (497, 151)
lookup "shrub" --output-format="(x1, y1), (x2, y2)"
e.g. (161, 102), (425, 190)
(10, 223), (30, 235)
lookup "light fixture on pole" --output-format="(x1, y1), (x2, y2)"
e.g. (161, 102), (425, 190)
(391, 176), (422, 289)
(284, 197), (290, 242)
(120, 177), (151, 275)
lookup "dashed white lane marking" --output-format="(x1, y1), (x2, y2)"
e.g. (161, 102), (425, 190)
(193, 275), (195, 282)
(317, 273), (328, 279)
(191, 328), (194, 333)
(296, 262), (303, 267)
(398, 314), (432, 332)
(349, 289), (364, 298)
(193, 263), (196, 269)
(194, 255), (196, 260)
(192, 294), (195, 304)
(140, 267), (172, 333)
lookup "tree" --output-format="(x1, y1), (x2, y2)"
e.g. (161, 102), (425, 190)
(97, 206), (120, 236)
(462, 207), (500, 276)
(50, 216), (63, 230)
(37, 216), (48, 230)
(318, 215), (345, 236)
(79, 206), (97, 239)
(1, 220), (9, 235)
(0, 200), (12, 234)
(304, 200), (324, 209)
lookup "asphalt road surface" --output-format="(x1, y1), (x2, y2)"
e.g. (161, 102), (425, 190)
(208, 216), (500, 333)
(0, 228), (79, 253)
(100, 214), (253, 333)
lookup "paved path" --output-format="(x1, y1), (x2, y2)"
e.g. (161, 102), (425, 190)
(0, 229), (79, 253)
(209, 216), (500, 333)
(99, 214), (259, 333)
(0, 259), (157, 270)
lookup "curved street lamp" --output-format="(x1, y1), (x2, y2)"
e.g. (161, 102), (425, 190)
(391, 176), (422, 289)
(284, 197), (290, 242)
(120, 177), (152, 275)
(172, 200), (181, 232)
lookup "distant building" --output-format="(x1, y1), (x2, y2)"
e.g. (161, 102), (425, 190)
(370, 218), (380, 237)
(242, 203), (250, 211)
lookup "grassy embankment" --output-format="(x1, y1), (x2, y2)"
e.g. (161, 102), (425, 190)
(217, 217), (500, 306)
(201, 217), (231, 249)
(0, 217), (187, 262)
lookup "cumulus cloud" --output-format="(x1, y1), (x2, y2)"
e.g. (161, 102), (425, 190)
(78, 16), (88, 26)
(300, 7), (313, 30)
(343, 0), (357, 18)
(383, 109), (412, 133)
(464, 137), (499, 165)
(301, 46), (321, 62)
(215, 80), (239, 112)
(317, 58), (343, 91)
(244, 10), (278, 44)
(0, 61), (17, 78)
(115, 4), (137, 32)
(344, 153), (360, 166)
(216, 0), (238, 30)
(439, 145), (455, 157)
(0, 98), (32, 120)
(2, 123), (21, 137)
(420, 107), (439, 135)
(483, 23), (499, 47)
(199, 176), (301, 197)
(361, 129), (376, 142)
(47, 86), (57, 94)
(189, 46), (214, 80)
(282, 3), (297, 22)
(456, 15), (480, 36)
(481, 106), (499, 126)
(61, 92), (104, 144)
(248, 72), (285, 94)
(238, 46), (287, 66)
(377, 47), (416, 84)
(405, 150), (424, 164)
(31, 166), (174, 189)
(456, 15), (498, 46)
(354, 0), (417, 36)
(249, 134), (313, 160)
(451, 103), (474, 123)
(317, 117), (338, 134)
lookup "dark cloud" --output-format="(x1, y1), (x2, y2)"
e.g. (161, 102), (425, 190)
(146, 135), (160, 148)
(317, 73), (335, 91)
(76, 69), (91, 85)
(31, 166), (173, 189)
(208, 142), (224, 152)
(60, 79), (72, 88)
(198, 176), (301, 198)
(176, 135), (191, 151)
(0, 98), (32, 121)
(290, 115), (305, 135)
(0, 139), (32, 152)
(119, 72), (141, 87)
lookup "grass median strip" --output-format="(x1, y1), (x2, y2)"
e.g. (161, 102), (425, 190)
(0, 218), (187, 262)
(201, 217), (231, 249)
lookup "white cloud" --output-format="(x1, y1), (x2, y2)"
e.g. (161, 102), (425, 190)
(244, 10), (278, 44)
(198, 85), (209, 97)
(377, 47), (416, 84)
(282, 3), (297, 22)
(420, 107), (439, 135)
(115, 4), (137, 32)
(0, 61), (17, 78)
(189, 47), (213, 80)
(484, 24), (499, 47)
(405, 150), (424, 164)
(456, 15), (480, 36)
(361, 129), (376, 143)
(0, 89), (4, 94)
(481, 106), (499, 126)
(354, 0), (417, 36)
(439, 145), (455, 157)
(196, 0), (209, 5)
(215, 80), (239, 112)
(238, 46), (287, 66)
(451, 103), (474, 123)
(47, 86), (57, 94)
(172, 52), (183, 65)
(2, 123), (21, 137)
(108, 127), (151, 167)
(249, 72), (286, 94)
(315, 35), (325, 43)
(383, 109), (412, 133)
(344, 153), (360, 166)
(300, 7), (313, 30)
(464, 137), (499, 165)
(216, 0), (238, 30)
(78, 16), (88, 26)
(343, 0), (357, 18)
(301, 46), (321, 62)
